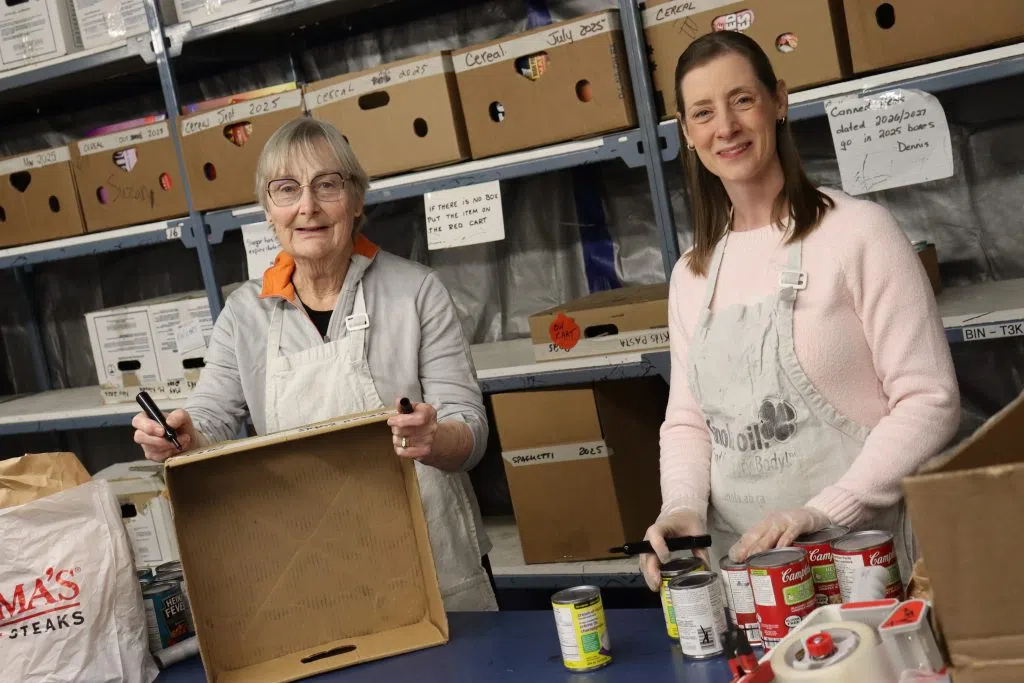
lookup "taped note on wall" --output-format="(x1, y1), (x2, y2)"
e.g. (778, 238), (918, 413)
(424, 181), (505, 250)
(242, 222), (279, 279)
(825, 89), (954, 195)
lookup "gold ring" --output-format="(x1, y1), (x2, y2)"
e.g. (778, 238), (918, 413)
(401, 436), (408, 449)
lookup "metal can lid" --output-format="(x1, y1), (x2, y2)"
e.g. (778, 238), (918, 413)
(156, 561), (183, 574)
(551, 585), (601, 605)
(668, 570), (719, 591)
(747, 547), (806, 569)
(142, 581), (179, 597)
(831, 530), (893, 553)
(661, 557), (706, 578)
(159, 570), (184, 581)
(795, 526), (850, 545)
(718, 554), (746, 571)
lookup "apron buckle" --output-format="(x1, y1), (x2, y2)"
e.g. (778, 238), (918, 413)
(779, 270), (808, 291)
(345, 313), (370, 331)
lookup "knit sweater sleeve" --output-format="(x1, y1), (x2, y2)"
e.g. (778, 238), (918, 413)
(805, 201), (960, 528)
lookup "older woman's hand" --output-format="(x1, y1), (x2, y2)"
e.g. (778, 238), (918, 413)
(132, 409), (200, 462)
(388, 399), (439, 463)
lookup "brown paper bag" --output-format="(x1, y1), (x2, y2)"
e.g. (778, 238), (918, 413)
(0, 452), (91, 509)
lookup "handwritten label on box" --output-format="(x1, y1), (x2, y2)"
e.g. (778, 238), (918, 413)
(424, 181), (505, 250)
(0, 147), (70, 175)
(826, 89), (954, 195)
(242, 222), (279, 279)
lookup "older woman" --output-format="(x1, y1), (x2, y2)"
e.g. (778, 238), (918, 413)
(132, 117), (497, 612)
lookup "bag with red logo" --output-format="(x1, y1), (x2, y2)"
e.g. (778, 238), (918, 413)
(0, 479), (158, 682)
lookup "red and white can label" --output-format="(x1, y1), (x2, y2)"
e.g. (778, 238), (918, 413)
(796, 541), (842, 606)
(833, 541), (904, 602)
(720, 566), (762, 645)
(749, 559), (816, 650)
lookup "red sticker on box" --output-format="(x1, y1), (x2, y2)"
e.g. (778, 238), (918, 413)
(880, 600), (925, 630)
(549, 312), (581, 351)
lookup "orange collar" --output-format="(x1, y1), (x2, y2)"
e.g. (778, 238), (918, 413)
(259, 234), (380, 302)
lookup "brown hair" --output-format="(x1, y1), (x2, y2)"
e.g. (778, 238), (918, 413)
(674, 31), (832, 276)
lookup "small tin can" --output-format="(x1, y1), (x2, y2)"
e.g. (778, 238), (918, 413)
(747, 548), (816, 651)
(719, 555), (762, 646)
(137, 568), (154, 583)
(832, 530), (904, 602)
(551, 586), (612, 672)
(668, 571), (727, 659)
(155, 561), (183, 577)
(795, 526), (849, 607)
(142, 581), (194, 653)
(659, 557), (706, 639)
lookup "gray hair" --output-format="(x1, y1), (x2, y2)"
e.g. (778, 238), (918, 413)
(255, 117), (371, 232)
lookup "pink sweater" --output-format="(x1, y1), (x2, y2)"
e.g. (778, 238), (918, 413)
(660, 190), (960, 530)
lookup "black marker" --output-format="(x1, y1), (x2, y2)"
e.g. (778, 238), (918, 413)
(136, 391), (182, 450)
(399, 397), (414, 414)
(608, 534), (713, 556)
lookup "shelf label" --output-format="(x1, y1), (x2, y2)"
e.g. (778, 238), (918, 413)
(502, 441), (610, 467)
(961, 322), (1024, 342)
(242, 221), (279, 279)
(0, 147), (70, 175)
(305, 55), (451, 110)
(424, 181), (505, 250)
(165, 224), (183, 241)
(181, 90), (302, 137)
(826, 89), (954, 195)
(78, 123), (169, 155)
(641, 0), (736, 28)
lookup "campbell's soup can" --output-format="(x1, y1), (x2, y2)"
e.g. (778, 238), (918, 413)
(831, 530), (904, 602)
(747, 548), (816, 651)
(659, 557), (706, 639)
(719, 555), (761, 646)
(794, 526), (848, 607)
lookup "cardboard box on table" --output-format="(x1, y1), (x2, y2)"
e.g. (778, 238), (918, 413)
(306, 52), (470, 178)
(163, 409), (447, 683)
(0, 0), (78, 70)
(180, 88), (304, 211)
(452, 10), (636, 159)
(643, 0), (851, 118)
(0, 146), (86, 247)
(528, 284), (669, 362)
(491, 378), (667, 564)
(71, 121), (188, 232)
(842, 0), (1024, 74)
(903, 391), (1024, 682)
(94, 461), (180, 572)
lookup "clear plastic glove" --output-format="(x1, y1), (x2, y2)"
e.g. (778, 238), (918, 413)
(728, 507), (830, 562)
(639, 508), (708, 592)
(850, 565), (891, 602)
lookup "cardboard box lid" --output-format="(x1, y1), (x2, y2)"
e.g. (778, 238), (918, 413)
(305, 51), (454, 109)
(491, 387), (603, 451)
(903, 391), (1024, 656)
(164, 409), (447, 683)
(530, 283), (668, 318)
(94, 460), (166, 496)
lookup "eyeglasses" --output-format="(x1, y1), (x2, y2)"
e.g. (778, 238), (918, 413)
(267, 172), (347, 207)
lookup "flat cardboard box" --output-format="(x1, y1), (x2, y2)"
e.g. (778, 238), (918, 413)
(903, 392), (1024, 683)
(306, 52), (470, 178)
(843, 0), (1024, 74)
(164, 409), (447, 683)
(0, 0), (78, 70)
(173, 0), (283, 28)
(180, 88), (304, 211)
(528, 283), (669, 362)
(452, 10), (636, 159)
(0, 146), (86, 247)
(643, 0), (851, 118)
(94, 461), (180, 571)
(491, 379), (666, 564)
(71, 121), (188, 232)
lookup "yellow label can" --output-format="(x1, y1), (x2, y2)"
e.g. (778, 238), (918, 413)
(551, 586), (612, 671)
(659, 557), (706, 639)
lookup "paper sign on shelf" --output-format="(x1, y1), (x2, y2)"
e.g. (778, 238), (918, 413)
(175, 320), (207, 359)
(825, 88), (954, 195)
(424, 181), (506, 250)
(242, 222), (279, 279)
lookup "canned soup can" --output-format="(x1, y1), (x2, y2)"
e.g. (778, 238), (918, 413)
(551, 586), (612, 672)
(794, 526), (849, 607)
(142, 582), (194, 653)
(659, 557), (706, 639)
(747, 548), (816, 651)
(831, 530), (904, 602)
(719, 556), (762, 646)
(668, 571), (727, 659)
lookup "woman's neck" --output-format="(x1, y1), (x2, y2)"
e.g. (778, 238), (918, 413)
(723, 159), (786, 232)
(292, 245), (352, 311)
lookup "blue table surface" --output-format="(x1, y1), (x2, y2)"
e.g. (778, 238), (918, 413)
(158, 609), (741, 682)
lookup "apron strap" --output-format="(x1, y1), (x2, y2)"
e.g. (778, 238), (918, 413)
(266, 298), (287, 370)
(343, 282), (370, 355)
(698, 233), (730, 327)
(778, 238), (806, 303)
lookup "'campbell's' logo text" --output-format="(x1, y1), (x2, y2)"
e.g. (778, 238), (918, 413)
(808, 548), (832, 564)
(870, 550), (896, 567)
(0, 567), (85, 640)
(781, 565), (811, 584)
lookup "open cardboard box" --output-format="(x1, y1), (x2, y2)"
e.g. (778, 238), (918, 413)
(163, 408), (447, 683)
(903, 392), (1024, 683)
(0, 146), (86, 247)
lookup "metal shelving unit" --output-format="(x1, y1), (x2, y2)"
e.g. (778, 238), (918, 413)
(0, 387), (186, 436)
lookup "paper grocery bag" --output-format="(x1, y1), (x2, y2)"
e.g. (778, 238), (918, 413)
(0, 452), (91, 509)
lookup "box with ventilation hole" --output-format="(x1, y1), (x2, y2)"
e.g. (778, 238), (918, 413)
(0, 146), (86, 247)
(0, 0), (79, 71)
(452, 10), (636, 159)
(305, 52), (470, 178)
(94, 461), (180, 572)
(179, 87), (304, 211)
(71, 121), (188, 231)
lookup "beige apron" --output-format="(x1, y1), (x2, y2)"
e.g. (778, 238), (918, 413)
(687, 232), (914, 580)
(264, 282), (498, 611)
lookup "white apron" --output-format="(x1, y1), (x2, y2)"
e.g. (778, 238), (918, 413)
(687, 232), (914, 580)
(264, 282), (498, 611)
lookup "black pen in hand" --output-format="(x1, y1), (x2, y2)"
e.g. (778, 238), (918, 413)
(136, 391), (183, 450)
